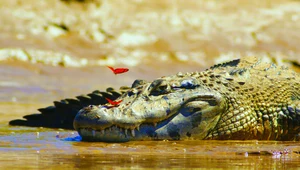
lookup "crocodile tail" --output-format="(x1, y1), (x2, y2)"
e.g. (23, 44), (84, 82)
(9, 87), (125, 129)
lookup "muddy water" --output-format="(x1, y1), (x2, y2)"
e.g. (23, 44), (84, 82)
(1, 123), (300, 169)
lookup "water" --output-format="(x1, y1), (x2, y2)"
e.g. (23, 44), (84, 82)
(1, 123), (300, 169)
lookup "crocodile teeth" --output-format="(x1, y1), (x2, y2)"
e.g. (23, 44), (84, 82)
(153, 122), (157, 127)
(101, 129), (105, 134)
(92, 130), (96, 137)
(124, 129), (128, 136)
(136, 126), (140, 131)
(131, 129), (135, 137)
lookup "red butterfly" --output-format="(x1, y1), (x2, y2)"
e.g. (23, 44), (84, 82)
(105, 98), (122, 106)
(107, 66), (129, 75)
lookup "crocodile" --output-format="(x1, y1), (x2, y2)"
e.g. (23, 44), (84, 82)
(9, 57), (300, 142)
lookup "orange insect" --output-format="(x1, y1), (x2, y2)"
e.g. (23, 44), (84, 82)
(105, 98), (123, 106)
(107, 66), (129, 75)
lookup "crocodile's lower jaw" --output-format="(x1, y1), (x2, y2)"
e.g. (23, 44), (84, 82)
(76, 110), (194, 142)
(78, 128), (132, 142)
(77, 124), (157, 142)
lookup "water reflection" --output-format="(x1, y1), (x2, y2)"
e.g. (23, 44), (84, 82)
(2, 148), (299, 169)
(0, 129), (299, 169)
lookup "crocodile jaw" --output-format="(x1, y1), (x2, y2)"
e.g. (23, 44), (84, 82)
(73, 89), (226, 142)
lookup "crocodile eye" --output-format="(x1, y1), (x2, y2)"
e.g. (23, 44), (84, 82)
(157, 85), (168, 92)
(149, 79), (170, 96)
(150, 84), (170, 96)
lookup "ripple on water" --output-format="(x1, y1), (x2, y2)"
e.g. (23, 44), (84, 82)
(1, 125), (300, 169)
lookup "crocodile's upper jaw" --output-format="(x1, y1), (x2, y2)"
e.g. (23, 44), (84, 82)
(74, 75), (227, 142)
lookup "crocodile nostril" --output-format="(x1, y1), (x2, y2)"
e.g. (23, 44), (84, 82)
(81, 105), (95, 113)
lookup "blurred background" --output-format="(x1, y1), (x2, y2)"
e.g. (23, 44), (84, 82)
(0, 0), (300, 104)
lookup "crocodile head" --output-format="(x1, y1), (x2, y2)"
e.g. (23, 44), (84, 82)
(74, 72), (227, 142)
